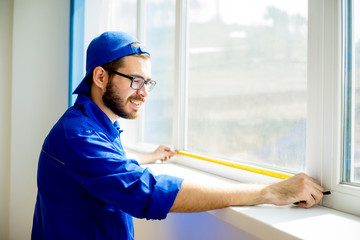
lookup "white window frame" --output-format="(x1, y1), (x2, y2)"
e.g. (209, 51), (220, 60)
(318, 0), (360, 216)
(122, 0), (360, 216)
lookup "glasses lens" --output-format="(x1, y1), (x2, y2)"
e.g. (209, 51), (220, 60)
(146, 81), (156, 92)
(131, 78), (144, 90)
(131, 78), (156, 92)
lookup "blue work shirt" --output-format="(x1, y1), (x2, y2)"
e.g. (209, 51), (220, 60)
(31, 94), (183, 240)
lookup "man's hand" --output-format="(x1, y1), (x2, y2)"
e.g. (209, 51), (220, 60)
(152, 145), (176, 163)
(262, 173), (324, 208)
(135, 145), (176, 165)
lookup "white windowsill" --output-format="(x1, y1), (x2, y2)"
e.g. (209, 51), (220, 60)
(143, 162), (360, 240)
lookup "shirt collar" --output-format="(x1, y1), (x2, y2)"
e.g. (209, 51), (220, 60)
(74, 94), (122, 140)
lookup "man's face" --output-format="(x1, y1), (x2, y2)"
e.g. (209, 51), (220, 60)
(102, 55), (151, 119)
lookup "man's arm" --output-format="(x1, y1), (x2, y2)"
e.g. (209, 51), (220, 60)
(170, 173), (324, 212)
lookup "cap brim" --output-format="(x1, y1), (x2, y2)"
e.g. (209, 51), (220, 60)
(72, 71), (91, 95)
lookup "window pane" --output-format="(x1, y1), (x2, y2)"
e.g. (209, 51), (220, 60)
(187, 0), (307, 172)
(343, 0), (360, 185)
(84, 0), (137, 44)
(353, 0), (360, 183)
(143, 0), (176, 145)
(101, 0), (137, 36)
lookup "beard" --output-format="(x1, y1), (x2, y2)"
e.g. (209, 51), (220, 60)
(102, 78), (144, 119)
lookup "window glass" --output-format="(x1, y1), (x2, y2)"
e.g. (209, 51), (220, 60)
(99, 0), (137, 36)
(84, 0), (137, 48)
(355, 0), (360, 182)
(343, 0), (360, 185)
(345, 0), (360, 184)
(187, 0), (308, 172)
(143, 0), (176, 145)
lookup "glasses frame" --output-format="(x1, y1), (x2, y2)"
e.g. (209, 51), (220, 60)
(104, 68), (156, 92)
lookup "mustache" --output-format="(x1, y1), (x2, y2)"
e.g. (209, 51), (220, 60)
(128, 95), (146, 103)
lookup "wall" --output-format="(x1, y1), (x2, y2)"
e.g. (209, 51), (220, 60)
(0, 0), (13, 239)
(9, 0), (70, 239)
(134, 212), (259, 240)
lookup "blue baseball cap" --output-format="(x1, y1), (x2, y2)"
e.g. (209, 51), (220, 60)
(73, 31), (149, 94)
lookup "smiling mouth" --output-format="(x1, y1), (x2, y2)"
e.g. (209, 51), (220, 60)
(129, 97), (145, 109)
(130, 100), (142, 106)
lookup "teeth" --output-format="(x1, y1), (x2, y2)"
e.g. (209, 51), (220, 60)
(130, 100), (141, 105)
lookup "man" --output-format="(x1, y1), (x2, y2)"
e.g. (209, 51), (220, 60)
(32, 31), (324, 240)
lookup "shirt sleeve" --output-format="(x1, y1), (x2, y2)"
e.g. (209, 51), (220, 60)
(64, 128), (183, 220)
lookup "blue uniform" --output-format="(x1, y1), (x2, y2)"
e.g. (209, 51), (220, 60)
(31, 94), (183, 240)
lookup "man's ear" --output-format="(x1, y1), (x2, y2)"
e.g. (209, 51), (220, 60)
(92, 66), (107, 90)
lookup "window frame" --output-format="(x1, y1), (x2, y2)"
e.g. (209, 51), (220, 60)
(318, 0), (360, 216)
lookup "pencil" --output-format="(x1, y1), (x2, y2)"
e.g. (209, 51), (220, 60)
(293, 191), (331, 205)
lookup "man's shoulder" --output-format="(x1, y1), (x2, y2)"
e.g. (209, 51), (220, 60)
(52, 107), (97, 138)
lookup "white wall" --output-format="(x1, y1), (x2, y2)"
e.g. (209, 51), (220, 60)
(134, 212), (260, 240)
(0, 0), (13, 239)
(9, 0), (70, 239)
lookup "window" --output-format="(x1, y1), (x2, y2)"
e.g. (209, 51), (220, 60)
(143, 0), (176, 145)
(186, 0), (307, 173)
(354, 0), (360, 184)
(342, 0), (360, 185)
(71, 0), (360, 216)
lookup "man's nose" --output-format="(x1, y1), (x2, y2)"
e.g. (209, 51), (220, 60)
(137, 84), (149, 98)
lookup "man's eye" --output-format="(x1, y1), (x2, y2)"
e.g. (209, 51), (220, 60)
(133, 79), (142, 84)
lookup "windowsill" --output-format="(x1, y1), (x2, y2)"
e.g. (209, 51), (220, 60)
(143, 162), (360, 240)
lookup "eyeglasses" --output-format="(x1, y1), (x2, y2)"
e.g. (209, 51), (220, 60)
(104, 68), (156, 92)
